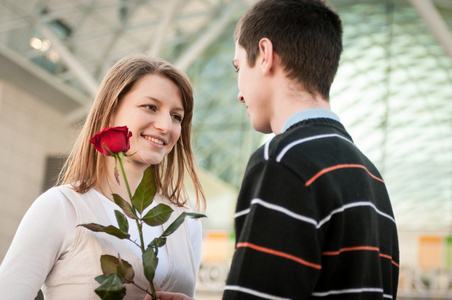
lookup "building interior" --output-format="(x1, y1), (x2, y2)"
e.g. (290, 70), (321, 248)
(0, 0), (451, 299)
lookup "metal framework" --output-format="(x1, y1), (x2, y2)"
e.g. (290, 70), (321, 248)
(0, 0), (249, 120)
(0, 0), (451, 236)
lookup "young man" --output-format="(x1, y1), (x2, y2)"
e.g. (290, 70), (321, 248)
(156, 0), (399, 299)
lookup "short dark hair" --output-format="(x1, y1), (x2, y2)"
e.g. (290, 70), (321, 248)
(235, 0), (343, 99)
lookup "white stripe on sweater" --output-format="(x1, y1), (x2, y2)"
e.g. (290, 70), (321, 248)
(311, 287), (391, 299)
(235, 199), (396, 228)
(275, 133), (354, 162)
(251, 199), (317, 226)
(264, 139), (271, 160)
(225, 285), (292, 300)
(234, 207), (250, 218)
(234, 198), (317, 226)
(318, 201), (396, 228)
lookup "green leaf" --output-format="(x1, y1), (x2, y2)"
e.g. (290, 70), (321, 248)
(161, 212), (207, 237)
(78, 223), (106, 232)
(112, 194), (137, 220)
(95, 274), (108, 284)
(131, 166), (156, 214)
(104, 225), (130, 240)
(184, 212), (207, 219)
(99, 254), (135, 283)
(148, 237), (167, 249)
(100, 255), (122, 278)
(142, 204), (173, 226)
(117, 256), (135, 283)
(78, 223), (130, 240)
(95, 273), (126, 300)
(142, 247), (158, 284)
(114, 210), (129, 233)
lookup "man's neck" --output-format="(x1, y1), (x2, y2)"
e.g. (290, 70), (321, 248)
(270, 89), (331, 134)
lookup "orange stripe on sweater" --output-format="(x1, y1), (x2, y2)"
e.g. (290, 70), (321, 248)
(380, 253), (400, 268)
(305, 164), (384, 187)
(237, 242), (322, 270)
(322, 246), (399, 268)
(322, 246), (380, 255)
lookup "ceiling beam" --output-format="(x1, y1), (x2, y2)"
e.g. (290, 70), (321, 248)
(174, 0), (244, 71)
(92, 0), (147, 77)
(409, 0), (452, 58)
(37, 23), (99, 98)
(0, 43), (88, 114)
(149, 0), (183, 57)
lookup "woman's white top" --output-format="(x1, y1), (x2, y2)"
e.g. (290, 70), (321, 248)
(0, 185), (202, 299)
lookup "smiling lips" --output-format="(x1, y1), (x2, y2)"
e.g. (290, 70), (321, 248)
(143, 135), (165, 145)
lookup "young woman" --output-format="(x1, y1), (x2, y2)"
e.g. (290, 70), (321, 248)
(0, 54), (206, 299)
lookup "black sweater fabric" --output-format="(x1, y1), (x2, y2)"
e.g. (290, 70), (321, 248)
(223, 118), (399, 300)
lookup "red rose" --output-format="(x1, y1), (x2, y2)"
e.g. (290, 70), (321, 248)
(89, 126), (132, 156)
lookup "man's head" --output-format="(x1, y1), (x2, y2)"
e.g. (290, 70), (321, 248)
(234, 0), (343, 100)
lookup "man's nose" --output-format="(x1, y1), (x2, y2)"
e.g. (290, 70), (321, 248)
(237, 92), (245, 103)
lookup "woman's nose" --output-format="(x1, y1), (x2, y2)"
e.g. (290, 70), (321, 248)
(154, 113), (172, 133)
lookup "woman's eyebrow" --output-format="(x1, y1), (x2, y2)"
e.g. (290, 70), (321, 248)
(144, 96), (184, 112)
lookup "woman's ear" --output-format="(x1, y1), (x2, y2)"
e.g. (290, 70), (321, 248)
(258, 38), (274, 75)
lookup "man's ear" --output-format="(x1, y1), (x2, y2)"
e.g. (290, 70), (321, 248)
(258, 38), (274, 75)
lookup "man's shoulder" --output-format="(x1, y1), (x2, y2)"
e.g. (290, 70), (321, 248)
(245, 119), (356, 172)
(245, 125), (322, 171)
(273, 120), (351, 155)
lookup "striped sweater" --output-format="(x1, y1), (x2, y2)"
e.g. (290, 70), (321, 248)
(223, 118), (399, 300)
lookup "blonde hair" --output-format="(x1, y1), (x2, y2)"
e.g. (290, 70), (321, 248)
(60, 54), (205, 211)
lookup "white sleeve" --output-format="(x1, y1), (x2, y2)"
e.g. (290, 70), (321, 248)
(187, 217), (203, 272)
(0, 187), (76, 299)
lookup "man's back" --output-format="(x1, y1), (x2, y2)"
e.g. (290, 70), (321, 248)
(224, 118), (399, 299)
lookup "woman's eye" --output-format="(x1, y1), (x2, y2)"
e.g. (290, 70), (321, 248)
(143, 104), (157, 111)
(172, 114), (183, 122)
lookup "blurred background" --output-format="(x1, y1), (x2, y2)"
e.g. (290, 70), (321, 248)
(0, 0), (451, 299)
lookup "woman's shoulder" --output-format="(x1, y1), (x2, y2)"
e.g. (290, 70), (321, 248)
(34, 185), (74, 208)
(36, 184), (98, 214)
(23, 185), (79, 232)
(40, 184), (78, 199)
(34, 185), (71, 208)
(154, 193), (193, 212)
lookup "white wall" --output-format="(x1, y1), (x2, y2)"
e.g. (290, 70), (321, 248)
(0, 80), (77, 261)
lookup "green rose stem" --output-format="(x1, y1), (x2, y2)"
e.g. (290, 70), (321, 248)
(114, 153), (146, 253)
(114, 153), (156, 299)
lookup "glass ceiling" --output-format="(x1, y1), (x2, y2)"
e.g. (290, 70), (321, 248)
(186, 0), (452, 232)
(0, 0), (450, 232)
(332, 0), (452, 232)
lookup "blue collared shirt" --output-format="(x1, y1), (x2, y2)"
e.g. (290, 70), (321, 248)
(281, 108), (341, 133)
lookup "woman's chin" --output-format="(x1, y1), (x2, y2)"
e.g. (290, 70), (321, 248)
(141, 155), (164, 166)
(127, 156), (163, 169)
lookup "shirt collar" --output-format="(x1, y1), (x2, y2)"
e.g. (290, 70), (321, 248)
(281, 108), (341, 133)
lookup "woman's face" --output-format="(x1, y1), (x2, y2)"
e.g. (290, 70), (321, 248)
(111, 74), (184, 168)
